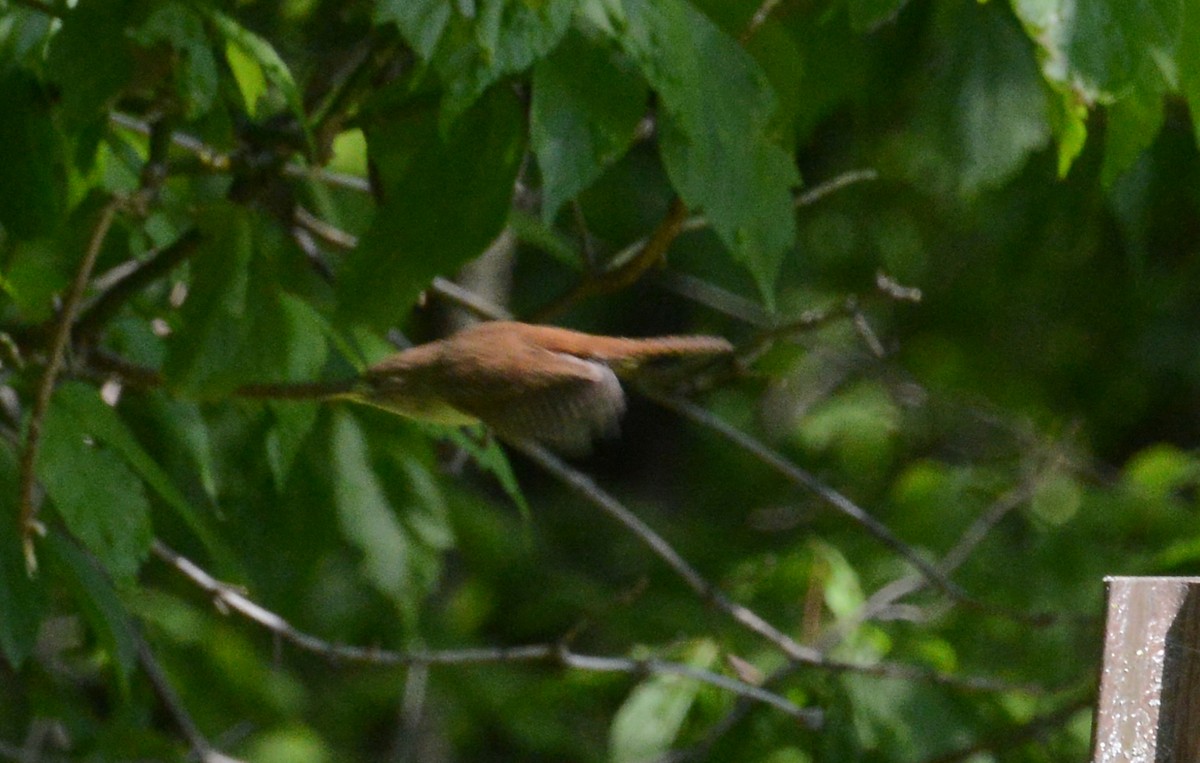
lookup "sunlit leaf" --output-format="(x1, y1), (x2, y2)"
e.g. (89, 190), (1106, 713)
(206, 8), (309, 140)
(610, 639), (719, 763)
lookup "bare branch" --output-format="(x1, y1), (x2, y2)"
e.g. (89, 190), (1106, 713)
(503, 439), (1039, 694)
(647, 391), (1064, 628)
(794, 169), (880, 208)
(151, 540), (818, 724)
(109, 112), (371, 193)
(505, 437), (820, 660)
(532, 198), (689, 321)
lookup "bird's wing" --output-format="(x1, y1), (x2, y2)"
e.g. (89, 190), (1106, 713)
(442, 343), (626, 454)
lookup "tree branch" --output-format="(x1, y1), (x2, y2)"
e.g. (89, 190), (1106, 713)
(18, 199), (122, 573)
(646, 391), (1066, 628)
(74, 229), (202, 343)
(151, 540), (818, 725)
(531, 197), (689, 321)
(503, 438), (1039, 694)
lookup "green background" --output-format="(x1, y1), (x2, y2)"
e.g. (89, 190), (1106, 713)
(1, 0), (1198, 760)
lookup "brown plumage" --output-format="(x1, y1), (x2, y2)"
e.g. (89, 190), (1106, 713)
(357, 321), (733, 452)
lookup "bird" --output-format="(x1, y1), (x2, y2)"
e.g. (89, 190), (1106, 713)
(346, 321), (733, 452)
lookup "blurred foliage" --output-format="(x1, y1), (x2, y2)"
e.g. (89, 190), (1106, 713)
(0, 0), (1198, 760)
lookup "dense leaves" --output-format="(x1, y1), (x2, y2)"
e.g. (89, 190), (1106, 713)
(0, 0), (1199, 761)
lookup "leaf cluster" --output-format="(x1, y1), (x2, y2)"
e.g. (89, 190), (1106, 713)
(0, 0), (1199, 761)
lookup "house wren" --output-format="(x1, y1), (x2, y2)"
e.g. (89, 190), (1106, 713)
(350, 321), (733, 452)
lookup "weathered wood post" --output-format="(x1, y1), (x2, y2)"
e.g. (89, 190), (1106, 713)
(1092, 576), (1200, 761)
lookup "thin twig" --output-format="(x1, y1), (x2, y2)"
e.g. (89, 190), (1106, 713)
(18, 200), (121, 572)
(648, 391), (1062, 628)
(429, 277), (513, 321)
(504, 439), (1039, 694)
(920, 694), (1093, 763)
(794, 169), (879, 208)
(75, 229), (202, 342)
(505, 437), (819, 660)
(599, 169), (879, 291)
(85, 349), (356, 401)
(294, 206), (358, 250)
(135, 633), (246, 763)
(108, 112), (371, 193)
(151, 540), (818, 724)
(531, 198), (688, 321)
(109, 112), (230, 172)
(741, 0), (784, 41)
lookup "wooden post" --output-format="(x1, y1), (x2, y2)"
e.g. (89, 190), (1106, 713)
(1092, 576), (1200, 762)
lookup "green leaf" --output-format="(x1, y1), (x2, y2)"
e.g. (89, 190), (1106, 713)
(609, 0), (799, 306)
(129, 1), (219, 119)
(42, 532), (138, 694)
(1011, 0), (1181, 101)
(331, 411), (411, 603)
(1046, 90), (1090, 178)
(444, 428), (531, 519)
(223, 36), (269, 117)
(847, 0), (910, 32)
(0, 69), (67, 239)
(1123, 444), (1200, 499)
(811, 541), (866, 622)
(38, 390), (154, 584)
(1179, 2), (1200, 147)
(266, 401), (320, 490)
(0, 443), (44, 667)
(1101, 86), (1166, 186)
(2, 238), (70, 322)
(531, 30), (649, 221)
(337, 87), (523, 328)
(903, 3), (1050, 196)
(375, 0), (453, 59)
(142, 395), (219, 501)
(329, 411), (452, 622)
(0, 526), (43, 668)
(436, 0), (576, 122)
(206, 8), (309, 140)
(0, 6), (55, 65)
(44, 0), (136, 126)
(610, 639), (719, 763)
(164, 204), (330, 395)
(50, 383), (226, 564)
(1030, 472), (1083, 525)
